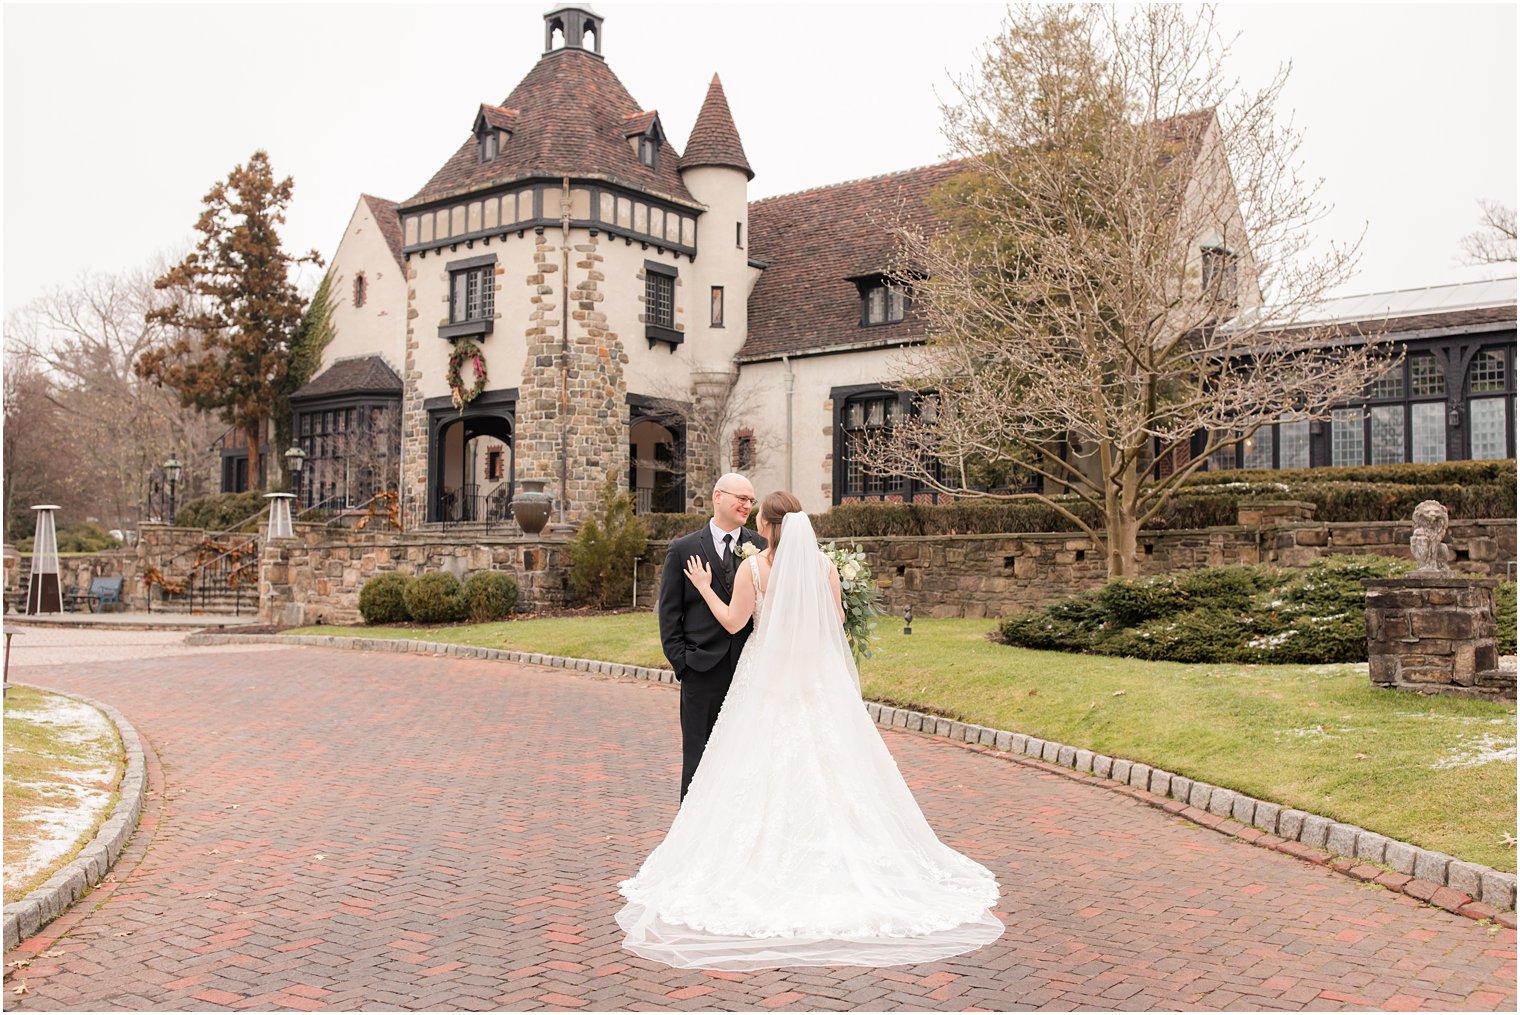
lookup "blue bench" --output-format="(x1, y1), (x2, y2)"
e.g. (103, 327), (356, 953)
(66, 576), (124, 613)
(91, 576), (124, 611)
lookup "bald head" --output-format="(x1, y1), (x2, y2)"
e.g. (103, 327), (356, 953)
(712, 473), (756, 530)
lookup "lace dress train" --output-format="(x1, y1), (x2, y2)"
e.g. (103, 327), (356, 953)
(617, 524), (1004, 970)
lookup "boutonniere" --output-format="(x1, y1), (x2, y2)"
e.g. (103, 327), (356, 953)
(737, 541), (761, 560)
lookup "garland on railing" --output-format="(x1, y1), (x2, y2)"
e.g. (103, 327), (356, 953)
(448, 340), (487, 411)
(140, 565), (189, 596)
(140, 538), (259, 595)
(354, 490), (402, 531)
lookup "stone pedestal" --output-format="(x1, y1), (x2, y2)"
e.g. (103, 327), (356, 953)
(1364, 575), (1511, 700)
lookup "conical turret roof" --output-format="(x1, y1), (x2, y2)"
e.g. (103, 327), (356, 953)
(679, 74), (753, 180)
(405, 47), (696, 208)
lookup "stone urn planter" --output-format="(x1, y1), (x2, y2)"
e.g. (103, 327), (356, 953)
(510, 480), (552, 535)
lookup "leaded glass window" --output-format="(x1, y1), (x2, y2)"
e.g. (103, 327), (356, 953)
(1470, 397), (1509, 459)
(1410, 354), (1446, 397)
(1469, 350), (1508, 393)
(1242, 427), (1274, 469)
(450, 266), (494, 323)
(1331, 408), (1364, 466)
(1370, 404), (1405, 465)
(1411, 402), (1447, 463)
(1279, 416), (1311, 469)
(646, 271), (674, 327)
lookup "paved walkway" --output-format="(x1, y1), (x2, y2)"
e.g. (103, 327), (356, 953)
(5, 611), (260, 631)
(3, 632), (1515, 1011)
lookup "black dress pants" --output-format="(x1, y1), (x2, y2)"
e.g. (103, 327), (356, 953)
(678, 664), (733, 801)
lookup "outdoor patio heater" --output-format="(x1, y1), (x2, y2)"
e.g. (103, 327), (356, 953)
(25, 504), (63, 614)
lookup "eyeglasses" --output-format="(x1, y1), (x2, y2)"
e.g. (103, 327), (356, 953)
(716, 489), (756, 506)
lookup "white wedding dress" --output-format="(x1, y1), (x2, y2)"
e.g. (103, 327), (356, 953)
(616, 511), (1005, 970)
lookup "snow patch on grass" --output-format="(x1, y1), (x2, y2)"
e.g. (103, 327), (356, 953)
(3, 693), (119, 897)
(1432, 732), (1519, 770)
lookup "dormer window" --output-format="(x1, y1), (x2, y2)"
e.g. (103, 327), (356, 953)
(480, 130), (499, 162)
(1201, 245), (1239, 305)
(862, 282), (906, 326)
(639, 135), (658, 169)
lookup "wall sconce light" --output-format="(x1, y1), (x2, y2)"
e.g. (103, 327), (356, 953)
(1447, 404), (1463, 428)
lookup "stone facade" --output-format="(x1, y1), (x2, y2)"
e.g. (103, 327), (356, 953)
(258, 525), (577, 628)
(636, 515), (1518, 619)
(1365, 575), (1512, 700)
(10, 511), (1515, 626)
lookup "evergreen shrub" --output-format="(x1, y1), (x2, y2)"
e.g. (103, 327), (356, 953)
(1497, 582), (1517, 656)
(464, 571), (520, 623)
(173, 491), (267, 532)
(999, 555), (1418, 664)
(404, 572), (467, 624)
(358, 573), (411, 625)
(569, 475), (649, 609)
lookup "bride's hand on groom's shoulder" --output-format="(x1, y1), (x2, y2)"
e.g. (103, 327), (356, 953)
(683, 555), (713, 591)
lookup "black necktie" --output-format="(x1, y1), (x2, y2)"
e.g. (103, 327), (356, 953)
(722, 533), (735, 580)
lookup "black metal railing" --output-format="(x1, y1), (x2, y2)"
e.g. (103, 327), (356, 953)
(435, 483), (516, 531)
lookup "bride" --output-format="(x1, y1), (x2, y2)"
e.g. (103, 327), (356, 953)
(616, 491), (1005, 970)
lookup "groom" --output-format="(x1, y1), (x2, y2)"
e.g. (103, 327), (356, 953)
(657, 472), (766, 800)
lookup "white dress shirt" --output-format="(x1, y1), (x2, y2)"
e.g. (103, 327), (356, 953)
(709, 520), (742, 561)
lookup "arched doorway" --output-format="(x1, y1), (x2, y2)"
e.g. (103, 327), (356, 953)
(427, 393), (515, 523)
(628, 411), (684, 514)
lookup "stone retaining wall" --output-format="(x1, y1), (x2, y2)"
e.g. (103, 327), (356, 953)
(258, 525), (576, 627)
(9, 513), (1516, 623)
(639, 517), (1518, 618)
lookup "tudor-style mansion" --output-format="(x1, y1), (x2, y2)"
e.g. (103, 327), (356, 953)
(259, 5), (1516, 527)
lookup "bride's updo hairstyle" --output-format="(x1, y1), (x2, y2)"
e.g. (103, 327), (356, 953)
(759, 491), (803, 557)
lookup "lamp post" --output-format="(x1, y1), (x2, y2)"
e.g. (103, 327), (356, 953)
(164, 456), (182, 526)
(284, 445), (307, 507)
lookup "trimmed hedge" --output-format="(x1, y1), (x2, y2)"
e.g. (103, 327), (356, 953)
(1184, 460), (1516, 488)
(638, 462), (1514, 540)
(358, 573), (410, 625)
(464, 571), (520, 622)
(403, 572), (467, 624)
(173, 491), (268, 532)
(998, 555), (1419, 664)
(1498, 582), (1517, 656)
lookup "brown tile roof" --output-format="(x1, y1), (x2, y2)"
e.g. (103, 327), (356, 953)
(1269, 304), (1517, 343)
(476, 103), (520, 133)
(679, 74), (752, 180)
(741, 161), (967, 360)
(622, 110), (657, 137)
(360, 195), (405, 270)
(404, 48), (695, 209)
(292, 355), (403, 402)
(740, 109), (1219, 361)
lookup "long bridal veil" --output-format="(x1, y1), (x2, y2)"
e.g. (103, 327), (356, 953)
(616, 511), (1005, 970)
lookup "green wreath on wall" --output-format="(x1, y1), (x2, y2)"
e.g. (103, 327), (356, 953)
(448, 340), (487, 411)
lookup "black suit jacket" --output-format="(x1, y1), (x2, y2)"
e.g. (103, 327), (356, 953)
(658, 525), (767, 679)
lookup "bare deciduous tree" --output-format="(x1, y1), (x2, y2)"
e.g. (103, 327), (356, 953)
(4, 259), (221, 536)
(1460, 199), (1517, 265)
(307, 406), (401, 510)
(638, 368), (776, 512)
(862, 4), (1389, 577)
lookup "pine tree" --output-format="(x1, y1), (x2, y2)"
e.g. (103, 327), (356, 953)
(137, 150), (322, 490)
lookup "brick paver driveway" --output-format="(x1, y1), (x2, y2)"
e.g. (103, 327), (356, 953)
(4, 631), (1515, 1011)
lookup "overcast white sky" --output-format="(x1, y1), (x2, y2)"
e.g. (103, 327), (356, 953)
(2, 1), (1516, 319)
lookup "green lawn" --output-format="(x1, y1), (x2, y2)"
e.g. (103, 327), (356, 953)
(291, 615), (1518, 872)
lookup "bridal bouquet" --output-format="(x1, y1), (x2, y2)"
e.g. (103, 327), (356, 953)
(824, 543), (883, 662)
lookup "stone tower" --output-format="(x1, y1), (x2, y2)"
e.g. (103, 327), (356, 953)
(392, 5), (746, 526)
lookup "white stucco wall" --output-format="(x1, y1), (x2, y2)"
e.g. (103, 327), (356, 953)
(323, 199), (407, 373)
(731, 344), (913, 514)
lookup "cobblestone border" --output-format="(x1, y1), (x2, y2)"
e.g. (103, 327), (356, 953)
(190, 632), (1519, 925)
(3, 687), (148, 952)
